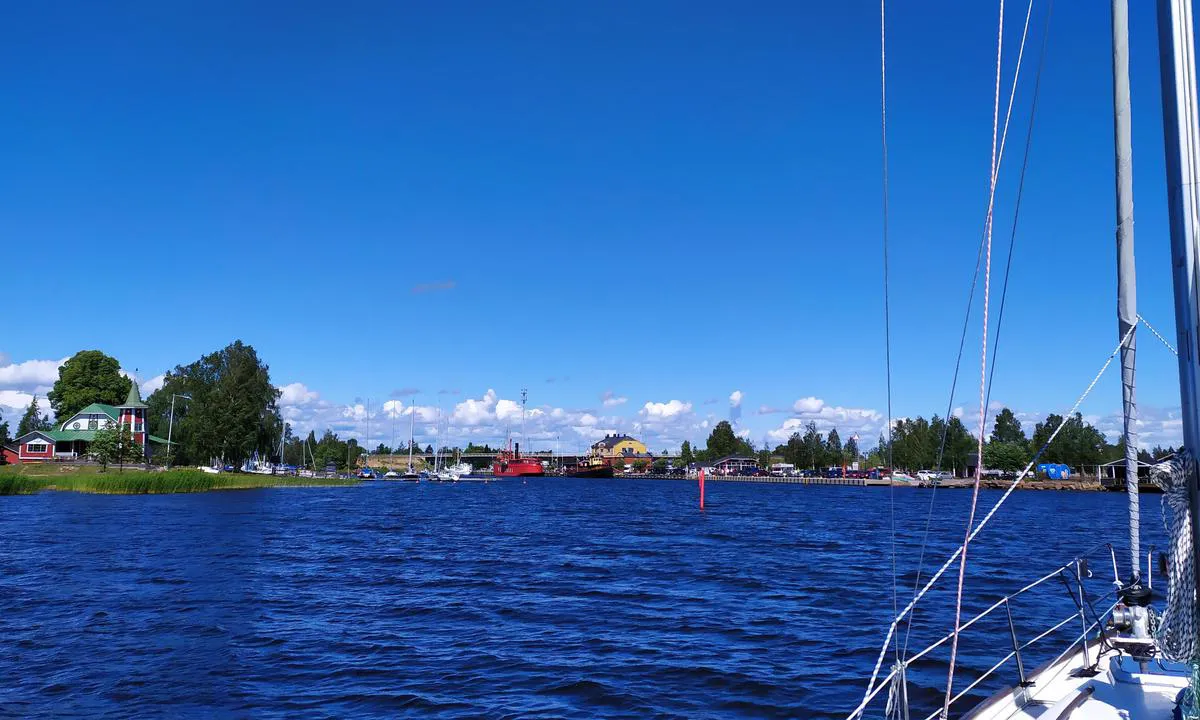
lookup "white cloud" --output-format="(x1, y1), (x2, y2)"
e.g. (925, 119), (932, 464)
(141, 374), (166, 396)
(767, 418), (806, 443)
(601, 390), (628, 407)
(278, 382), (319, 406)
(495, 398), (523, 422)
(0, 357), (64, 392)
(793, 396), (825, 413)
(453, 389), (498, 425)
(381, 400), (404, 418)
(767, 396), (886, 445)
(729, 390), (744, 408)
(641, 400), (692, 419)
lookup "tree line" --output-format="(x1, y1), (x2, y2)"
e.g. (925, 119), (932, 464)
(683, 409), (1168, 476)
(857, 407), (1159, 475)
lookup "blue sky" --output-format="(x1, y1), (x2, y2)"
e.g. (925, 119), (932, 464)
(0, 1), (1188, 450)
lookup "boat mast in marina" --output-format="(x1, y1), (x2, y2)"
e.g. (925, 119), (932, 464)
(407, 397), (416, 473)
(520, 388), (528, 452)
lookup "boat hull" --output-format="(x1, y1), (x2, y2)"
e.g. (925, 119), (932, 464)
(492, 460), (544, 477)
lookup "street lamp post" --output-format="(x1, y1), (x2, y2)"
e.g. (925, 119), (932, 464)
(167, 393), (192, 468)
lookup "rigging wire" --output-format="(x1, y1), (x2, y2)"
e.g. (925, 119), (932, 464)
(879, 0), (904, 685)
(944, 0), (1008, 714)
(1139, 313), (1179, 356)
(985, 0), (1055, 411)
(899, 0), (1044, 664)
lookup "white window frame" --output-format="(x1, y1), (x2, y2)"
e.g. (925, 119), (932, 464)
(25, 442), (48, 454)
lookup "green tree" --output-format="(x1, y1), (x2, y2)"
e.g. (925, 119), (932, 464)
(892, 417), (936, 470)
(943, 416), (975, 477)
(47, 350), (133, 422)
(346, 439), (364, 468)
(17, 396), (52, 437)
(704, 420), (754, 458)
(825, 428), (843, 465)
(90, 425), (119, 468)
(651, 457), (669, 473)
(680, 440), (695, 465)
(145, 341), (282, 467)
(983, 441), (1030, 472)
(802, 421), (825, 469)
(374, 443), (392, 455)
(90, 423), (143, 470)
(1056, 413), (1109, 467)
(990, 408), (1027, 445)
(865, 435), (889, 468)
(1030, 413), (1065, 462)
(844, 435), (860, 462)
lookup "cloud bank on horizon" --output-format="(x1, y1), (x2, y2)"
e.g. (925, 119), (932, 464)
(0, 353), (1186, 451)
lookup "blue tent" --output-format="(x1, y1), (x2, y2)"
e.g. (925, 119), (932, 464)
(1037, 463), (1071, 480)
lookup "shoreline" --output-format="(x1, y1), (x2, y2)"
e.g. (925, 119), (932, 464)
(0, 467), (359, 495)
(618, 473), (1128, 492)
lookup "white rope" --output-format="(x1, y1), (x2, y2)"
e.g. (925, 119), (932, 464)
(1139, 313), (1179, 356)
(944, 1), (1007, 715)
(885, 662), (909, 720)
(850, 322), (1136, 720)
(1152, 453), (1198, 662)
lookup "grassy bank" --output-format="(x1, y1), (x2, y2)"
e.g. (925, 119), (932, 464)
(0, 466), (359, 495)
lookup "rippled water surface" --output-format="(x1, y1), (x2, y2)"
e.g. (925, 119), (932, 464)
(0, 478), (1162, 718)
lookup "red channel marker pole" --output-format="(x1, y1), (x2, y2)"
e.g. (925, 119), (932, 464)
(699, 468), (705, 510)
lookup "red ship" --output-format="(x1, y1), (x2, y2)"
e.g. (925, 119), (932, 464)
(491, 442), (544, 477)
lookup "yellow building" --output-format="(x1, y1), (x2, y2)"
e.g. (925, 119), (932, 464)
(591, 434), (650, 465)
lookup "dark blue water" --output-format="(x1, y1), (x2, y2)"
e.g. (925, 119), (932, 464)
(0, 479), (1163, 718)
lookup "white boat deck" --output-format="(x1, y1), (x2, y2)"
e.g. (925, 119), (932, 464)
(963, 643), (1189, 720)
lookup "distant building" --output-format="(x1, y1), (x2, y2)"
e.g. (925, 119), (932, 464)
(5, 384), (165, 463)
(591, 433), (652, 466)
(708, 456), (759, 476)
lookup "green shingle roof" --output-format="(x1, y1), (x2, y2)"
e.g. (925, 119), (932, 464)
(120, 382), (148, 409)
(46, 429), (100, 442)
(70, 403), (119, 422)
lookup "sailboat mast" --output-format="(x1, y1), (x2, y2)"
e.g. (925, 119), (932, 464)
(1112, 0), (1141, 582)
(1156, 0), (1200, 603)
(408, 398), (416, 470)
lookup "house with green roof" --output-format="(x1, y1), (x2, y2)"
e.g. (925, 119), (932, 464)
(5, 384), (167, 463)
